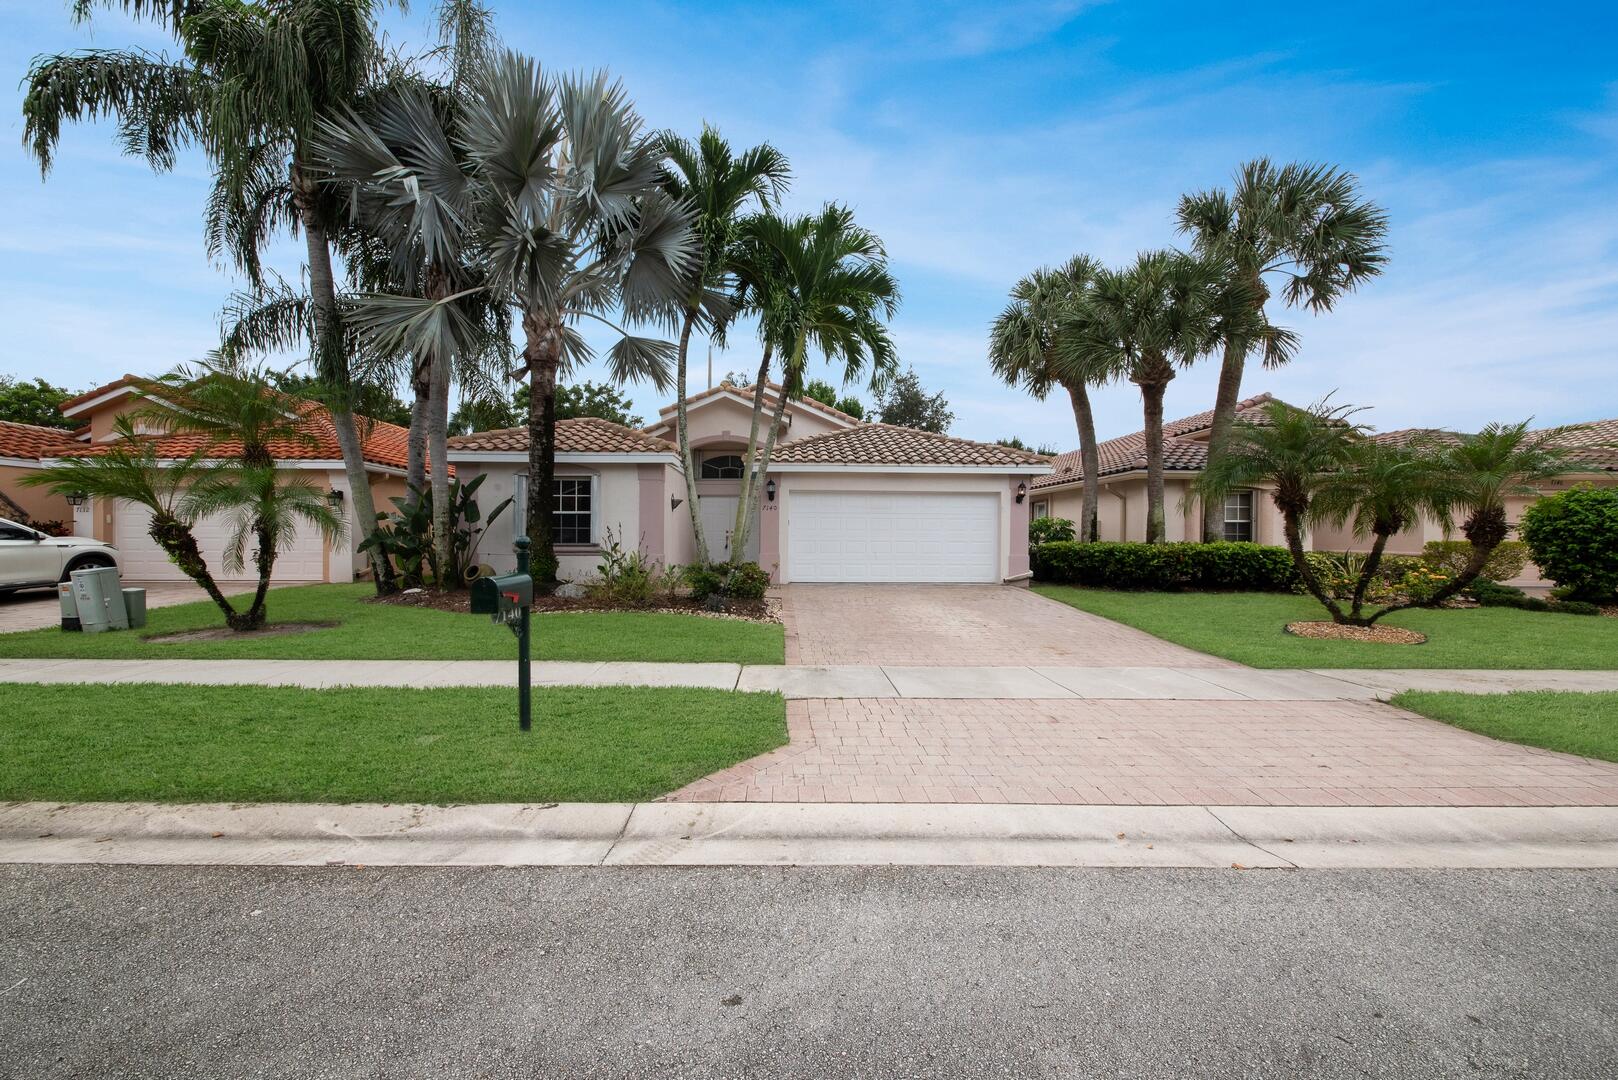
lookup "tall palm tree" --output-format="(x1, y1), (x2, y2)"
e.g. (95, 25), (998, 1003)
(989, 256), (1107, 542)
(723, 206), (900, 563)
(1178, 159), (1389, 541)
(355, 52), (698, 585)
(23, 0), (395, 587)
(659, 126), (791, 563)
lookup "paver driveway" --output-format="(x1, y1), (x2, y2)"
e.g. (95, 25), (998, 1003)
(668, 697), (1618, 807)
(779, 584), (1230, 667)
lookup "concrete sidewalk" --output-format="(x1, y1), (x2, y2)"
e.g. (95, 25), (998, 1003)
(2, 658), (1615, 699)
(4, 800), (1615, 868)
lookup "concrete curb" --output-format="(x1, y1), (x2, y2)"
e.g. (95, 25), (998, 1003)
(4, 801), (1616, 869)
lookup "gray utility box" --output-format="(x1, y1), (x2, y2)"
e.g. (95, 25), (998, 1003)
(58, 582), (81, 632)
(122, 588), (147, 629)
(69, 566), (128, 633)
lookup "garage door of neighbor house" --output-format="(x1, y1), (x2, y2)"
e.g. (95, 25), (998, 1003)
(116, 501), (326, 582)
(787, 491), (999, 583)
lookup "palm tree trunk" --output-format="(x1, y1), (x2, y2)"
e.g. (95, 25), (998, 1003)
(1065, 381), (1101, 542)
(235, 516), (276, 632)
(1140, 378), (1168, 544)
(1368, 505), (1504, 623)
(733, 376), (793, 573)
(427, 350), (452, 584)
(1349, 530), (1392, 622)
(524, 314), (561, 588)
(729, 345), (775, 564)
(673, 310), (711, 564)
(1199, 338), (1248, 542)
(1283, 506), (1350, 624)
(295, 173), (387, 594)
(407, 365), (429, 494)
(148, 514), (238, 623)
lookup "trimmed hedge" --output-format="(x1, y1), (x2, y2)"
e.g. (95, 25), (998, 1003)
(684, 561), (771, 602)
(1519, 486), (1618, 602)
(1468, 580), (1602, 617)
(1031, 541), (1297, 591)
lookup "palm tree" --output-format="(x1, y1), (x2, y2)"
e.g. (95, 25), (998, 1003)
(1193, 399), (1367, 621)
(659, 126), (791, 563)
(1063, 251), (1228, 543)
(989, 256), (1108, 542)
(22, 418), (238, 619)
(1178, 159), (1389, 541)
(723, 206), (900, 563)
(354, 52), (699, 586)
(132, 359), (318, 469)
(24, 0), (394, 587)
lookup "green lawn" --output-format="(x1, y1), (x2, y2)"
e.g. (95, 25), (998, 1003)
(1392, 691), (1618, 764)
(0, 682), (785, 803)
(0, 583), (784, 664)
(1034, 585), (1618, 669)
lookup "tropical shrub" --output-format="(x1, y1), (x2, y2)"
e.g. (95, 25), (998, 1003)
(1518, 486), (1618, 602)
(1032, 541), (1296, 591)
(587, 532), (661, 607)
(1468, 580), (1601, 616)
(1029, 515), (1076, 546)
(361, 475), (512, 590)
(1394, 564), (1454, 605)
(1422, 540), (1528, 584)
(684, 561), (772, 605)
(1299, 551), (1424, 603)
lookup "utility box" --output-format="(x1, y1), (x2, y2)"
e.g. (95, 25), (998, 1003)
(122, 587), (148, 629)
(69, 566), (128, 633)
(57, 582), (81, 632)
(470, 572), (533, 624)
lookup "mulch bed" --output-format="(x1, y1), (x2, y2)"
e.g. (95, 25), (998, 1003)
(143, 621), (339, 644)
(371, 588), (780, 624)
(1285, 621), (1427, 645)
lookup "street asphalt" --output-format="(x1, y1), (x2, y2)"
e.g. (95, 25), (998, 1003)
(2, 865), (1615, 1079)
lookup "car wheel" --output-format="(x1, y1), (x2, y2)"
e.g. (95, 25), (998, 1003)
(60, 555), (115, 581)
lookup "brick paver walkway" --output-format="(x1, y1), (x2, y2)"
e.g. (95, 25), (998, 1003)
(780, 584), (1230, 667)
(667, 698), (1618, 807)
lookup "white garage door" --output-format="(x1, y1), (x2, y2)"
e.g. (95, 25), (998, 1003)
(116, 501), (326, 583)
(787, 491), (1000, 583)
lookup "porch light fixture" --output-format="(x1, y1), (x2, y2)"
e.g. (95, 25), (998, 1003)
(670, 496), (684, 510)
(65, 491), (88, 508)
(325, 488), (345, 509)
(765, 479), (777, 502)
(1015, 482), (1027, 504)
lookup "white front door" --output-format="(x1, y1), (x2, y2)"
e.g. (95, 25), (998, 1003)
(787, 491), (1000, 583)
(698, 495), (760, 562)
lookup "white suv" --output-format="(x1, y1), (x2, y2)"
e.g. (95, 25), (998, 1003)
(0, 517), (120, 594)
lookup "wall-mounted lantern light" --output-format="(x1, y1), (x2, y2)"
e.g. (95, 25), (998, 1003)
(765, 479), (777, 502)
(670, 496), (684, 510)
(325, 488), (345, 509)
(65, 492), (88, 508)
(1015, 482), (1027, 504)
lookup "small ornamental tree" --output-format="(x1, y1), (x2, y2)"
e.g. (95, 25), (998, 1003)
(1029, 516), (1075, 545)
(1519, 485), (1618, 602)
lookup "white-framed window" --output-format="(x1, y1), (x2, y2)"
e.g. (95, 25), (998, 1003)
(1031, 499), (1049, 519)
(514, 474), (595, 546)
(1222, 490), (1254, 542)
(700, 452), (746, 479)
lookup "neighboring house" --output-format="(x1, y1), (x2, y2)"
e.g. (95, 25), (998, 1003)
(0, 419), (83, 530)
(1036, 392), (1618, 588)
(449, 382), (1052, 584)
(45, 375), (414, 584)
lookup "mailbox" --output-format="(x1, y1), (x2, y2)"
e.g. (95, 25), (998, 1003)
(470, 572), (533, 621)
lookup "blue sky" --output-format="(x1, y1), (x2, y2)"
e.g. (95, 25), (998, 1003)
(2, 0), (1615, 446)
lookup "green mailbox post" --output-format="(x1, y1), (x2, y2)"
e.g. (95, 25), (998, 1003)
(470, 536), (535, 731)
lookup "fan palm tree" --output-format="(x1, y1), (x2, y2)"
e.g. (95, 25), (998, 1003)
(23, 418), (239, 618)
(349, 52), (699, 586)
(989, 256), (1108, 542)
(1178, 159), (1389, 541)
(723, 206), (900, 563)
(24, 0), (395, 587)
(658, 127), (791, 563)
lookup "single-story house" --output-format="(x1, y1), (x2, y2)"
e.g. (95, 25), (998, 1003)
(448, 382), (1053, 584)
(0, 419), (84, 529)
(1034, 392), (1618, 587)
(45, 374), (414, 584)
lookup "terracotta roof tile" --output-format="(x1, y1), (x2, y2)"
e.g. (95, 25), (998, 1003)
(1033, 394), (1284, 490)
(771, 423), (1051, 468)
(0, 420), (81, 461)
(58, 374), (139, 413)
(447, 417), (677, 455)
(648, 382), (863, 429)
(1548, 418), (1618, 472)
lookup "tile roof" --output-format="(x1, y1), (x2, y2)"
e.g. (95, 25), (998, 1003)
(770, 422), (1051, 468)
(0, 420), (82, 461)
(1034, 393), (1282, 490)
(447, 417), (677, 455)
(647, 381), (863, 429)
(63, 402), (417, 471)
(58, 374), (139, 413)
(1548, 418), (1618, 472)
